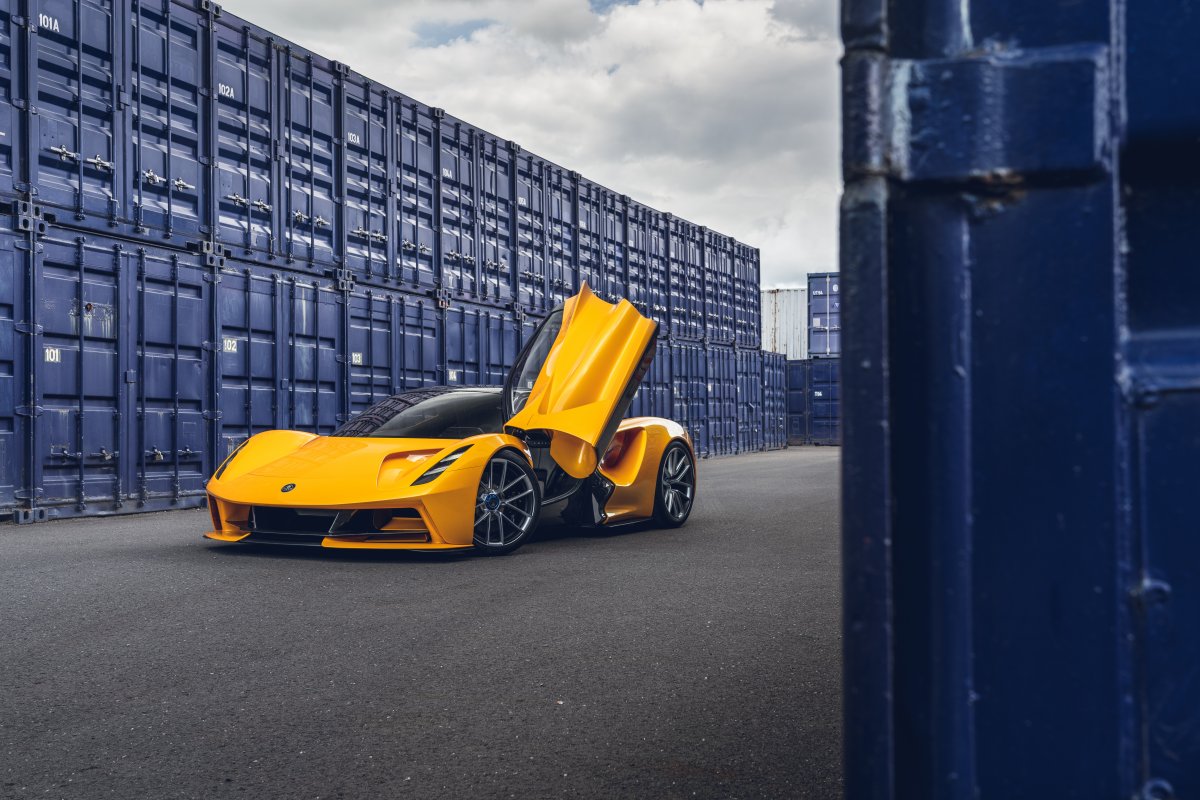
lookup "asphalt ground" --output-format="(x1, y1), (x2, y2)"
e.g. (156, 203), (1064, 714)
(0, 447), (842, 799)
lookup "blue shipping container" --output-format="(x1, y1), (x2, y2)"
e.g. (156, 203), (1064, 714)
(3, 0), (758, 348)
(784, 358), (840, 445)
(807, 272), (840, 358)
(841, 0), (1193, 795)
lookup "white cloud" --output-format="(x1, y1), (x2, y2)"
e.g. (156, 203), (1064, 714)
(221, 0), (840, 287)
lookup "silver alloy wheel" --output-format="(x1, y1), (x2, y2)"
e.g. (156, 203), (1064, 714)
(474, 456), (537, 547)
(660, 446), (694, 521)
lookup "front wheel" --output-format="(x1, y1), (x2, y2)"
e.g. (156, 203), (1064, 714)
(653, 441), (695, 528)
(473, 451), (541, 555)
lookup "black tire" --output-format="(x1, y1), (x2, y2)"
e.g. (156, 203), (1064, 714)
(653, 441), (695, 528)
(472, 450), (542, 555)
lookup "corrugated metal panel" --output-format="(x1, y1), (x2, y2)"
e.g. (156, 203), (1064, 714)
(842, 0), (1162, 794)
(784, 359), (840, 446)
(807, 358), (839, 445)
(761, 351), (786, 450)
(807, 272), (840, 358)
(0, 4), (19, 199)
(733, 242), (761, 348)
(735, 348), (763, 452)
(705, 346), (737, 456)
(760, 287), (808, 360)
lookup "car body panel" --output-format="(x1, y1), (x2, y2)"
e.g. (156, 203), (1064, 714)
(505, 284), (658, 479)
(599, 418), (694, 524)
(205, 430), (531, 550)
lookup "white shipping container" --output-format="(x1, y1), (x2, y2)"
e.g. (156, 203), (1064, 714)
(760, 288), (809, 360)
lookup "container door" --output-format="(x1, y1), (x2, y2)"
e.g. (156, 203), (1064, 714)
(0, 233), (22, 513)
(438, 119), (479, 298)
(279, 50), (338, 266)
(396, 101), (439, 290)
(30, 0), (122, 222)
(213, 19), (277, 257)
(342, 76), (393, 282)
(36, 233), (130, 513)
(504, 284), (658, 478)
(131, 246), (209, 505)
(478, 136), (514, 304)
(128, 0), (206, 240)
(0, 4), (21, 197)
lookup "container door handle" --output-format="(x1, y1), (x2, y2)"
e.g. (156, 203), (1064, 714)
(252, 199), (272, 213)
(173, 177), (195, 191)
(53, 446), (81, 460)
(142, 169), (166, 186)
(293, 211), (310, 224)
(48, 145), (80, 162)
(92, 448), (115, 461)
(177, 447), (198, 459)
(313, 216), (329, 228)
(353, 226), (370, 238)
(85, 155), (114, 171)
(225, 193), (249, 207)
(370, 231), (387, 243)
(147, 447), (165, 462)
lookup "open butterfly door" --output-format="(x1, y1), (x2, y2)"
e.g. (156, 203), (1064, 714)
(503, 284), (658, 479)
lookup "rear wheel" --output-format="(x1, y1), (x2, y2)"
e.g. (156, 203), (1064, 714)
(473, 451), (541, 555)
(653, 441), (695, 528)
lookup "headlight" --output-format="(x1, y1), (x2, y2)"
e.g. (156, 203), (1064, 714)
(412, 445), (471, 485)
(212, 439), (249, 480)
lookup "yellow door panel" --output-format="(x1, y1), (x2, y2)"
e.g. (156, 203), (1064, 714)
(505, 284), (658, 478)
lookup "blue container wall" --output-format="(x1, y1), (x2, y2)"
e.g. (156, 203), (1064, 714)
(5, 0), (759, 347)
(807, 272), (840, 358)
(841, 0), (1191, 795)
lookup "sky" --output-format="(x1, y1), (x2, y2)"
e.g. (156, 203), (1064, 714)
(220, 0), (841, 288)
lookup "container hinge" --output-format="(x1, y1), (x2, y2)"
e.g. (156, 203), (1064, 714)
(201, 271), (222, 284)
(16, 405), (45, 417)
(202, 410), (223, 421)
(859, 44), (1110, 183)
(14, 321), (43, 335)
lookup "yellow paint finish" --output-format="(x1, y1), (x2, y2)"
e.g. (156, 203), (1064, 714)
(506, 284), (657, 479)
(204, 429), (532, 550)
(600, 417), (694, 524)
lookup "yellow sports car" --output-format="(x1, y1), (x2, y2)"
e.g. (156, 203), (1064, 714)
(204, 285), (697, 554)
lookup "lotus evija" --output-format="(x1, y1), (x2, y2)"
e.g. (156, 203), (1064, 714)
(204, 284), (696, 554)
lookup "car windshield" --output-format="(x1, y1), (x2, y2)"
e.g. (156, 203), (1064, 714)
(331, 389), (503, 439)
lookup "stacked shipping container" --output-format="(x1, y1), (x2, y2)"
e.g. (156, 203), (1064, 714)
(0, 0), (776, 523)
(807, 272), (841, 358)
(786, 358), (841, 445)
